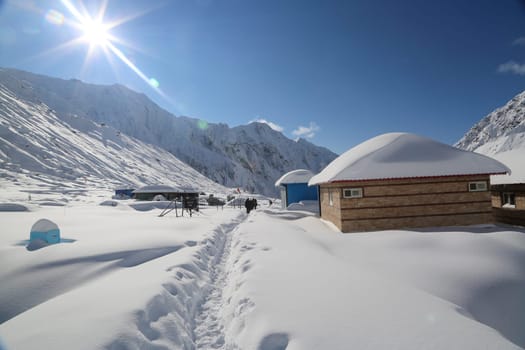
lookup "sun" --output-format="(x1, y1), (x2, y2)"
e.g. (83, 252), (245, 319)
(44, 0), (169, 99)
(80, 18), (110, 47)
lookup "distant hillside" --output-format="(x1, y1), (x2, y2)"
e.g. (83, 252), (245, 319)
(0, 68), (338, 195)
(0, 81), (229, 199)
(455, 90), (525, 184)
(455, 90), (525, 155)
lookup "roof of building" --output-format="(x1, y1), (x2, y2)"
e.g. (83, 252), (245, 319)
(132, 185), (182, 194)
(309, 132), (511, 185)
(275, 169), (315, 186)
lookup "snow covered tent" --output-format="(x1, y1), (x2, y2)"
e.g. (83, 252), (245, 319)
(309, 133), (511, 233)
(30, 219), (60, 244)
(275, 169), (318, 209)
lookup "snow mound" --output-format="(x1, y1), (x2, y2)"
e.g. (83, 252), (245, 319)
(152, 194), (167, 201)
(38, 201), (66, 207)
(129, 201), (173, 212)
(310, 132), (511, 184)
(100, 200), (119, 207)
(0, 203), (29, 212)
(287, 200), (319, 213)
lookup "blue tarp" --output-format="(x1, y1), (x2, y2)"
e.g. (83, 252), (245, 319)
(284, 183), (318, 207)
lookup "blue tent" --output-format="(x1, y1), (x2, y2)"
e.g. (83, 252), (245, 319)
(275, 169), (318, 208)
(30, 219), (60, 244)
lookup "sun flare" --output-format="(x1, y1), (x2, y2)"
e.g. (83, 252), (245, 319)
(81, 18), (110, 47)
(42, 1), (169, 101)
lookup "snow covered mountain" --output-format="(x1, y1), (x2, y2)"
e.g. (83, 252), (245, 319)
(455, 90), (525, 184)
(0, 68), (337, 196)
(455, 90), (525, 154)
(0, 80), (230, 202)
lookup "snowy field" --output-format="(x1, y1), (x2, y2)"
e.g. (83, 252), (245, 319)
(1, 194), (525, 350)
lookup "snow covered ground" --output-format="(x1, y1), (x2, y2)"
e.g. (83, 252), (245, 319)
(1, 194), (525, 350)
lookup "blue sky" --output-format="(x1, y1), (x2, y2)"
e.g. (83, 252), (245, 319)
(0, 0), (524, 154)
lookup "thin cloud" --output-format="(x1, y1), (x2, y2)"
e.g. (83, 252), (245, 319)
(512, 37), (525, 46)
(292, 122), (320, 139)
(250, 118), (284, 132)
(498, 61), (525, 75)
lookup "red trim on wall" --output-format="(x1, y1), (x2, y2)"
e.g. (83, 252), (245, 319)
(329, 173), (505, 184)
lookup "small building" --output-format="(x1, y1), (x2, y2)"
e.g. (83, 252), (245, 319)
(133, 185), (199, 208)
(132, 185), (183, 201)
(309, 133), (510, 233)
(275, 169), (318, 209)
(489, 151), (525, 226)
(30, 219), (60, 244)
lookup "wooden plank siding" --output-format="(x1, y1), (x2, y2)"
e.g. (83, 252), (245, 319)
(493, 207), (525, 227)
(491, 183), (525, 227)
(320, 175), (494, 232)
(491, 184), (525, 210)
(342, 213), (493, 233)
(341, 201), (491, 220)
(319, 187), (342, 230)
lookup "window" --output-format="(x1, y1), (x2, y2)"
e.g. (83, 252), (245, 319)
(468, 181), (487, 192)
(343, 188), (363, 198)
(502, 192), (516, 208)
(328, 190), (334, 206)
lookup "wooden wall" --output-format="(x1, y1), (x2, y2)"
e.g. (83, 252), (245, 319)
(319, 175), (493, 233)
(491, 184), (525, 210)
(319, 187), (342, 230)
(492, 207), (525, 227)
(491, 183), (525, 227)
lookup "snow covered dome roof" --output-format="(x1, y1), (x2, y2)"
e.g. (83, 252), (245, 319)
(133, 185), (181, 193)
(275, 169), (315, 186)
(309, 133), (511, 185)
(31, 218), (59, 232)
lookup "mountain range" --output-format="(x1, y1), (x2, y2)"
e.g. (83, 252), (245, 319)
(0, 68), (337, 197)
(2, 67), (523, 200)
(0, 79), (230, 202)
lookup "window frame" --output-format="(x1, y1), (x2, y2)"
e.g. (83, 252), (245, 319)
(502, 192), (516, 207)
(342, 187), (363, 199)
(468, 181), (487, 192)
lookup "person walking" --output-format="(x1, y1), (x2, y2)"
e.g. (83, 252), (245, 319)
(245, 198), (254, 213)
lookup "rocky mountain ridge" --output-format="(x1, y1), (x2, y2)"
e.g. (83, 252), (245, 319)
(455, 90), (525, 155)
(0, 68), (337, 196)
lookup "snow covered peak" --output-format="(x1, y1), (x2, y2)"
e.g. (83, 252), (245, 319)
(455, 90), (525, 154)
(309, 132), (510, 185)
(455, 90), (525, 185)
